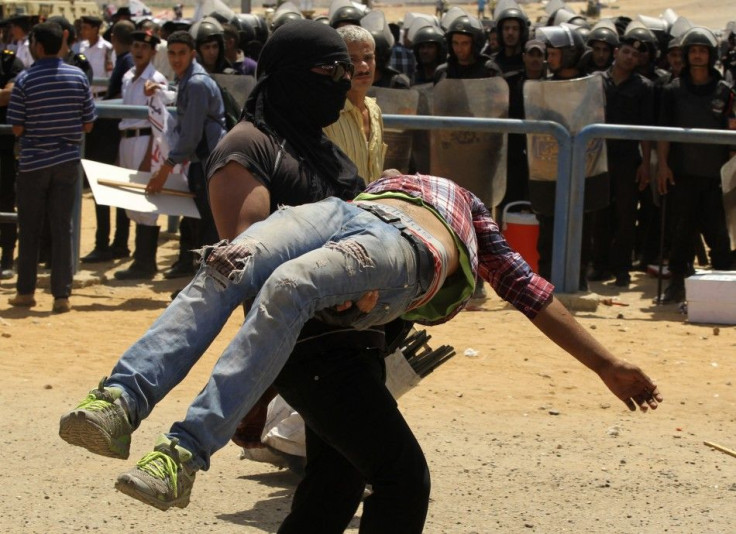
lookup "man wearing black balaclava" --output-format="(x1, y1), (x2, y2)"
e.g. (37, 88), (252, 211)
(60, 20), (431, 534)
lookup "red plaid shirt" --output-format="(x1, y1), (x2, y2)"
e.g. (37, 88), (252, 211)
(361, 174), (554, 322)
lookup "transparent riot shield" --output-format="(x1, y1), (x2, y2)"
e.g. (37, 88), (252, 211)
(524, 75), (608, 215)
(367, 86), (419, 173)
(430, 77), (509, 208)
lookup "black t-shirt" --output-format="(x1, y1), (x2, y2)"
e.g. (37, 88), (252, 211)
(659, 71), (734, 178)
(206, 120), (364, 212)
(600, 70), (654, 159)
(205, 119), (387, 350)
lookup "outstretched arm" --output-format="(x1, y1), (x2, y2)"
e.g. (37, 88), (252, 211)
(530, 296), (662, 412)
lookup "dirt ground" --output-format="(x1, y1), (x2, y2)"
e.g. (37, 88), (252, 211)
(2, 199), (735, 534)
(1, 1), (736, 532)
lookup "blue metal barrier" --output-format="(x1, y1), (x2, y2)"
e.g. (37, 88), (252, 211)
(383, 114), (573, 289)
(6, 102), (734, 295)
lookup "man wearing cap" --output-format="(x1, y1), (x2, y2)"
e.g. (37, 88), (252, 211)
(78, 15), (113, 98)
(113, 30), (169, 280)
(103, 7), (133, 43)
(6, 15), (32, 68)
(79, 20), (135, 264)
(590, 36), (654, 287)
(499, 39), (546, 212)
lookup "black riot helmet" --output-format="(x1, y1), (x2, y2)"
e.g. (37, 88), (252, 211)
(637, 14), (670, 55)
(548, 8), (588, 29)
(680, 26), (718, 69)
(536, 24), (586, 70)
(329, 5), (365, 28)
(361, 11), (393, 66)
(233, 13), (269, 45)
(445, 14), (487, 55)
(410, 23), (447, 65)
(270, 2), (305, 33)
(587, 20), (619, 48)
(623, 22), (659, 59)
(612, 16), (632, 38)
(191, 16), (225, 46)
(495, 7), (530, 47)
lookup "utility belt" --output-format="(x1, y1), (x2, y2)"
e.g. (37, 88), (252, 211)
(121, 127), (152, 138)
(355, 202), (435, 298)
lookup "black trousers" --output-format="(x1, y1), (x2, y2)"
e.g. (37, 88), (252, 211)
(86, 119), (129, 250)
(274, 343), (430, 534)
(93, 204), (130, 250)
(16, 160), (79, 298)
(668, 174), (732, 276)
(537, 211), (594, 282)
(591, 156), (640, 274)
(0, 147), (16, 268)
(178, 161), (218, 258)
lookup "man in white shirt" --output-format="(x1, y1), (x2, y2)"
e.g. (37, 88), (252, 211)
(78, 15), (113, 98)
(7, 15), (32, 68)
(114, 29), (169, 280)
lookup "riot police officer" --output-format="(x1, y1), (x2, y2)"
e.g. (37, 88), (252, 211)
(434, 11), (500, 82)
(491, 2), (530, 85)
(656, 27), (735, 303)
(190, 17), (237, 74)
(0, 47), (23, 278)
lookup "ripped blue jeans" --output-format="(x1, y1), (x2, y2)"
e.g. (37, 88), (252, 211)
(107, 198), (433, 469)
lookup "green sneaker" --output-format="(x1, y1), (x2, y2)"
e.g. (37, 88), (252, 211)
(59, 377), (133, 459)
(115, 434), (197, 511)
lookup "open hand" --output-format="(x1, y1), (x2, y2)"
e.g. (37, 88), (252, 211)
(598, 360), (662, 412)
(334, 290), (379, 313)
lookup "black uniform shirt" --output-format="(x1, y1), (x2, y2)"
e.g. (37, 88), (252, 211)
(600, 69), (654, 159)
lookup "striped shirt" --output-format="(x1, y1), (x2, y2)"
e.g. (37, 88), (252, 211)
(324, 97), (387, 183)
(7, 58), (96, 172)
(358, 174), (554, 323)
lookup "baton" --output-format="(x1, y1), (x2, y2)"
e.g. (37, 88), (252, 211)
(655, 193), (667, 305)
(97, 178), (195, 198)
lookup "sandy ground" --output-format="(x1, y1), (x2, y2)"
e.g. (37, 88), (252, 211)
(1, 197), (735, 534)
(1, 1), (736, 532)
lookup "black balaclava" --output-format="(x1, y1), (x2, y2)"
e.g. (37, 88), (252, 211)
(244, 19), (361, 197)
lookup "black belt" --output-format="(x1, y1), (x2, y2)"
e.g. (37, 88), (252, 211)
(122, 127), (152, 138)
(356, 202), (434, 296)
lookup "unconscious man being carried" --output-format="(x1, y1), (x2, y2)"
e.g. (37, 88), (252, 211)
(59, 172), (662, 514)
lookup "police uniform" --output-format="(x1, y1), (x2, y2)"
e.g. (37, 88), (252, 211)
(0, 48), (23, 275)
(114, 30), (168, 280)
(659, 69), (734, 283)
(592, 38), (655, 285)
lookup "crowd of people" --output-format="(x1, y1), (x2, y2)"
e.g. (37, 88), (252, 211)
(0, 1), (733, 313)
(0, 1), (729, 530)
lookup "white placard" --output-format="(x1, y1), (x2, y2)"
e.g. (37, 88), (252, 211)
(82, 159), (200, 219)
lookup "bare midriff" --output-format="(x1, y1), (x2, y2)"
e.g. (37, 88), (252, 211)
(372, 197), (460, 277)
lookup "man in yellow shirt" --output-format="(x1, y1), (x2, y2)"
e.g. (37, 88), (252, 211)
(324, 24), (387, 183)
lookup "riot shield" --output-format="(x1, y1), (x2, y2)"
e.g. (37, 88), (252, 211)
(211, 73), (256, 111)
(367, 86), (419, 173)
(430, 78), (508, 209)
(721, 155), (736, 249)
(524, 75), (608, 216)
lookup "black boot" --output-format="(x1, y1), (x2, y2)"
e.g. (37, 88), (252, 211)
(114, 225), (159, 280)
(658, 274), (686, 304)
(163, 249), (196, 279)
